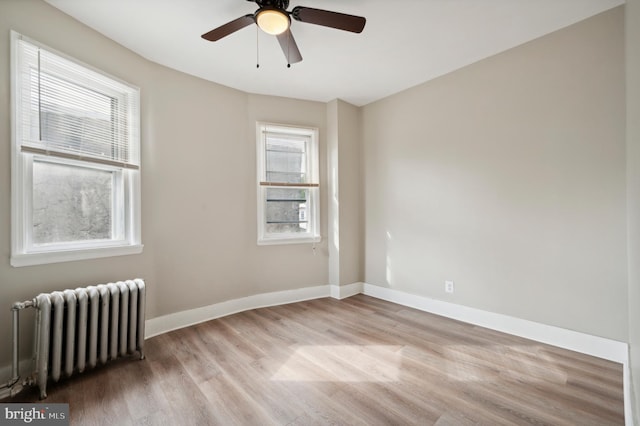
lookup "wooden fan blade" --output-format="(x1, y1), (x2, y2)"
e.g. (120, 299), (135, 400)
(201, 15), (255, 41)
(291, 6), (366, 33)
(276, 29), (303, 64)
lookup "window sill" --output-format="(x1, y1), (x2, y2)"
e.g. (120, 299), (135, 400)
(10, 244), (144, 267)
(257, 236), (321, 246)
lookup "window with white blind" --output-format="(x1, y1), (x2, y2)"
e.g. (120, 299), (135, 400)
(257, 122), (320, 245)
(10, 31), (142, 267)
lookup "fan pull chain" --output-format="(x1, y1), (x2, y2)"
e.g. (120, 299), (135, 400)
(256, 26), (260, 68)
(287, 30), (291, 68)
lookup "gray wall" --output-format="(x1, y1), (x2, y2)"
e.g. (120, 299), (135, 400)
(327, 100), (362, 287)
(362, 7), (627, 341)
(336, 101), (363, 286)
(0, 0), (156, 371)
(0, 0), (329, 369)
(626, 0), (640, 421)
(0, 1), (632, 405)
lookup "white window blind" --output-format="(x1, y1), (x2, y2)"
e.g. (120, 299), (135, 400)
(14, 35), (140, 169)
(262, 131), (317, 185)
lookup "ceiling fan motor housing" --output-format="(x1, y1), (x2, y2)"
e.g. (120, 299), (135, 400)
(251, 0), (290, 10)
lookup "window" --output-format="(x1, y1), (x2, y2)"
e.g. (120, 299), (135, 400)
(257, 122), (320, 245)
(11, 31), (142, 267)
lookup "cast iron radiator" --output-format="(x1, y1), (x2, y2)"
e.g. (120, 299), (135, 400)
(8, 279), (146, 399)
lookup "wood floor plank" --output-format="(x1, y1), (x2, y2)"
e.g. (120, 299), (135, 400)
(8, 294), (624, 425)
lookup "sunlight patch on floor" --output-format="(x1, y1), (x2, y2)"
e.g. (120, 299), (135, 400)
(271, 345), (404, 382)
(443, 345), (568, 384)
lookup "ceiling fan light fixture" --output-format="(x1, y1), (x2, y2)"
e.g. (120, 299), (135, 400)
(256, 8), (290, 35)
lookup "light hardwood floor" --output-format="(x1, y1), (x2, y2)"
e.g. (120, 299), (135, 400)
(13, 295), (624, 425)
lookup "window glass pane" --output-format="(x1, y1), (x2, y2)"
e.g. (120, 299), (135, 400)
(266, 188), (309, 233)
(265, 136), (307, 183)
(32, 160), (114, 245)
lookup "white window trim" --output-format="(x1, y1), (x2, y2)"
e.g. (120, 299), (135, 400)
(10, 31), (142, 267)
(257, 122), (321, 245)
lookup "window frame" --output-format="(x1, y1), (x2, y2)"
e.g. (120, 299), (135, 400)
(10, 31), (142, 267)
(256, 122), (321, 245)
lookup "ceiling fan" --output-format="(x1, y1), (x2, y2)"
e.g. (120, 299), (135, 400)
(201, 0), (366, 66)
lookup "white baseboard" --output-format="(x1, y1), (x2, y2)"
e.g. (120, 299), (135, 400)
(362, 283), (628, 363)
(361, 283), (632, 426)
(146, 285), (332, 338)
(330, 282), (364, 300)
(146, 283), (367, 338)
(2, 281), (632, 424)
(2, 284), (352, 384)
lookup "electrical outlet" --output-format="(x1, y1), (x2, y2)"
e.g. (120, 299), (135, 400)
(445, 280), (454, 293)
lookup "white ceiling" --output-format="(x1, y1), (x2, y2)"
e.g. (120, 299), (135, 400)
(44, 0), (623, 106)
